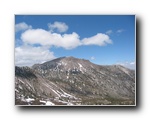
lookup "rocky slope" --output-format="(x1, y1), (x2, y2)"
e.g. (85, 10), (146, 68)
(15, 56), (135, 105)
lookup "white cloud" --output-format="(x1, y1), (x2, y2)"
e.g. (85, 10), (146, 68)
(82, 33), (112, 46)
(117, 61), (135, 70)
(21, 29), (81, 49)
(15, 45), (55, 66)
(60, 32), (81, 49)
(116, 29), (124, 33)
(15, 22), (32, 32)
(106, 30), (113, 35)
(21, 29), (54, 45)
(90, 56), (95, 60)
(48, 21), (68, 33)
(21, 29), (112, 49)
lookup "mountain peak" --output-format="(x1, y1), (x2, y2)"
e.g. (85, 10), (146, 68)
(32, 56), (92, 74)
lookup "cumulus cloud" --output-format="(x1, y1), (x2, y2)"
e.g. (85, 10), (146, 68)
(15, 22), (32, 32)
(48, 21), (68, 33)
(82, 33), (112, 46)
(117, 61), (135, 70)
(21, 29), (81, 49)
(106, 30), (113, 35)
(15, 45), (55, 66)
(21, 29), (112, 49)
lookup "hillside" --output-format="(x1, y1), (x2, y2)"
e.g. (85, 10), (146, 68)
(15, 56), (135, 105)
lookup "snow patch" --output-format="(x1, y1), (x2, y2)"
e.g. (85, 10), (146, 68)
(18, 85), (23, 89)
(51, 89), (61, 97)
(15, 89), (19, 93)
(46, 101), (55, 105)
(78, 63), (83, 68)
(58, 62), (62, 66)
(18, 79), (25, 84)
(26, 80), (33, 88)
(25, 98), (35, 103)
(63, 62), (67, 66)
(40, 100), (46, 104)
(40, 100), (55, 105)
(42, 83), (61, 97)
(67, 102), (74, 105)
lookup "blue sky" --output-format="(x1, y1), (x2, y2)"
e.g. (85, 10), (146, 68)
(15, 15), (135, 69)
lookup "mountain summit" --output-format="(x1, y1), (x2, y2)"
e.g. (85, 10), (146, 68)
(15, 57), (135, 105)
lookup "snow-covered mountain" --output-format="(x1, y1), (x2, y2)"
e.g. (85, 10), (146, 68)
(15, 56), (135, 105)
